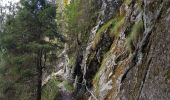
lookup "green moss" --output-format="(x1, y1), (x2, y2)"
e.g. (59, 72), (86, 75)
(126, 20), (143, 52)
(42, 77), (60, 100)
(93, 51), (112, 96)
(42, 78), (74, 100)
(92, 18), (116, 49)
(92, 15), (126, 94)
(93, 67), (101, 96)
(130, 20), (143, 39)
(69, 56), (76, 67)
(110, 16), (125, 37)
(63, 81), (74, 92)
(97, 19), (115, 35)
(92, 16), (125, 49)
(137, 0), (143, 9)
(124, 0), (132, 5)
(165, 70), (170, 80)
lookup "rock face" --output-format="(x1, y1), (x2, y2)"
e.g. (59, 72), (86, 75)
(69, 0), (170, 100)
(120, 1), (170, 100)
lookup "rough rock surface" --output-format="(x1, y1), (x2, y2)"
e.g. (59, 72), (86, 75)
(70, 0), (170, 100)
(55, 0), (170, 99)
(120, 0), (170, 100)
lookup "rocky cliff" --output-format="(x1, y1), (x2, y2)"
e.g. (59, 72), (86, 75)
(55, 0), (170, 100)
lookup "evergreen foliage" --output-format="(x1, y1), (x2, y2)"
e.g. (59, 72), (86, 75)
(0, 0), (63, 99)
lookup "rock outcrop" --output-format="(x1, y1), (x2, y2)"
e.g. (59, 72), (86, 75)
(68, 0), (170, 100)
(55, 0), (170, 99)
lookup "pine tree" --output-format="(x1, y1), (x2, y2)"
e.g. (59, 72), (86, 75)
(0, 0), (64, 99)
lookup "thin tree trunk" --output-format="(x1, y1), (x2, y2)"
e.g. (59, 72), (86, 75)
(36, 49), (43, 100)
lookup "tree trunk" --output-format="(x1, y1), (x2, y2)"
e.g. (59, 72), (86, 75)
(36, 49), (43, 100)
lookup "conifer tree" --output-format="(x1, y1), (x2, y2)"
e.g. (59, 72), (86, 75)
(0, 0), (63, 99)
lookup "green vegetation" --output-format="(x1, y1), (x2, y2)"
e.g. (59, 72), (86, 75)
(92, 16), (125, 49)
(56, 0), (100, 82)
(64, 0), (80, 38)
(42, 78), (74, 100)
(57, 0), (99, 52)
(92, 15), (126, 94)
(92, 18), (116, 49)
(0, 0), (64, 99)
(124, 0), (132, 5)
(137, 0), (143, 9)
(0, 0), (100, 98)
(126, 20), (143, 52)
(110, 16), (125, 37)
(42, 77), (60, 100)
(0, 0), (147, 99)
(63, 81), (74, 92)
(93, 51), (112, 96)
(69, 55), (76, 67)
(165, 70), (170, 80)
